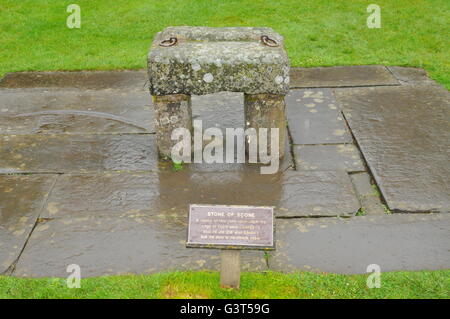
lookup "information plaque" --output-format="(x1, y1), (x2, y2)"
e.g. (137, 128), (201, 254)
(186, 204), (275, 250)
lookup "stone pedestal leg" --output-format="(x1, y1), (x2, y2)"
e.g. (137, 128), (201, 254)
(153, 94), (192, 159)
(220, 250), (240, 289)
(244, 93), (286, 159)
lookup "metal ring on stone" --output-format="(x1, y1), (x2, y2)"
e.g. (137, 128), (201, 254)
(261, 35), (278, 47)
(159, 37), (178, 47)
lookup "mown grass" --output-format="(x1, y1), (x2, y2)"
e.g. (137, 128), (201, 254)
(1, 270), (449, 299)
(0, 0), (449, 88)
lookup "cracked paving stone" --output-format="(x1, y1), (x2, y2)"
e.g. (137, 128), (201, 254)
(336, 85), (450, 213)
(286, 89), (352, 144)
(13, 214), (266, 277)
(0, 174), (57, 273)
(39, 171), (359, 220)
(289, 65), (399, 88)
(271, 214), (450, 274)
(387, 66), (435, 85)
(294, 144), (365, 172)
(0, 134), (158, 173)
(0, 89), (153, 134)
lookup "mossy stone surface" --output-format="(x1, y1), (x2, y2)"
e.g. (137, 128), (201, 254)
(148, 27), (290, 95)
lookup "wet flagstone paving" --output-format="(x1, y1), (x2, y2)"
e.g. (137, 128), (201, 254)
(0, 67), (449, 277)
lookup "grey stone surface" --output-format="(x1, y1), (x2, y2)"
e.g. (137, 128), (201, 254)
(13, 213), (267, 277)
(336, 85), (450, 213)
(0, 134), (158, 173)
(276, 170), (360, 217)
(272, 214), (450, 274)
(0, 89), (153, 134)
(1, 67), (449, 277)
(244, 93), (286, 159)
(290, 65), (399, 88)
(148, 27), (290, 95)
(0, 175), (56, 273)
(38, 171), (359, 220)
(387, 66), (434, 84)
(350, 172), (386, 215)
(192, 92), (245, 130)
(294, 144), (365, 172)
(154, 94), (193, 158)
(286, 89), (352, 144)
(0, 71), (148, 90)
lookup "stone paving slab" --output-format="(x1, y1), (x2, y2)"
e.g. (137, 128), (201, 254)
(290, 65), (399, 88)
(0, 71), (148, 90)
(294, 144), (365, 172)
(286, 89), (352, 144)
(271, 214), (450, 274)
(387, 66), (435, 85)
(350, 172), (386, 215)
(336, 85), (450, 213)
(0, 133), (292, 175)
(0, 89), (153, 134)
(0, 134), (158, 173)
(13, 214), (267, 277)
(0, 175), (56, 273)
(1, 67), (448, 276)
(38, 171), (359, 220)
(276, 170), (360, 217)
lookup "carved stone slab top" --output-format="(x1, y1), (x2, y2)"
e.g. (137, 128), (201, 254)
(148, 27), (290, 95)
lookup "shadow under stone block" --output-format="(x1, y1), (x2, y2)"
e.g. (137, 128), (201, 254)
(0, 71), (148, 90)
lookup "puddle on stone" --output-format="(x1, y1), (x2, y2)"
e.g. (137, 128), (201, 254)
(0, 134), (158, 173)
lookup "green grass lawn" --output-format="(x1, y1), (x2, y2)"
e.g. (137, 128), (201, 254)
(1, 270), (449, 299)
(0, 0), (449, 88)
